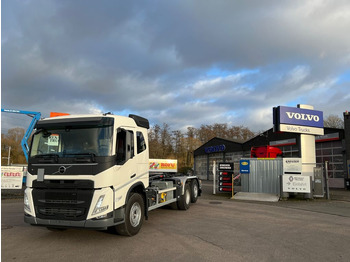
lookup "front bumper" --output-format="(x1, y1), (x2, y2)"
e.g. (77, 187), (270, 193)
(24, 213), (123, 230)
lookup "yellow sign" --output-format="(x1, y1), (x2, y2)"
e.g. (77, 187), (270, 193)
(149, 159), (177, 173)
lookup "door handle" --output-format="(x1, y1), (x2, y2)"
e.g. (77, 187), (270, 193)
(130, 174), (136, 179)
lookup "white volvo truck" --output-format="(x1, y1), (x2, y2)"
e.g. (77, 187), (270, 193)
(24, 113), (201, 236)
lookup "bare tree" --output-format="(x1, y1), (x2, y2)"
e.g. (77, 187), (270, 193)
(148, 122), (255, 171)
(1, 128), (26, 165)
(324, 114), (344, 129)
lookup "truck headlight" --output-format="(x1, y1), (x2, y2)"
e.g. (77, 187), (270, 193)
(92, 195), (109, 215)
(24, 192), (31, 213)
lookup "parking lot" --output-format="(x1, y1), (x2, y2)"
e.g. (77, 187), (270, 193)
(2, 181), (350, 262)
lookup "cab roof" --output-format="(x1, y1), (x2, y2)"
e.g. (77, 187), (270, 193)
(36, 114), (149, 129)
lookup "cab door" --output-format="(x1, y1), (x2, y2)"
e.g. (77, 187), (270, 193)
(114, 127), (136, 209)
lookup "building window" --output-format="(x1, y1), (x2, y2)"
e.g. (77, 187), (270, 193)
(194, 155), (207, 178)
(279, 145), (299, 157)
(316, 141), (344, 178)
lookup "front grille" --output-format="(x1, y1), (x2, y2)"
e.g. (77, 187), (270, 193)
(33, 180), (94, 189)
(32, 189), (94, 221)
(38, 208), (84, 217)
(38, 199), (84, 204)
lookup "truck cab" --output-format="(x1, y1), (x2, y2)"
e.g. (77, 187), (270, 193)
(24, 113), (201, 236)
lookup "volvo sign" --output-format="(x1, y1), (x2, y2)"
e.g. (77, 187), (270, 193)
(274, 106), (324, 135)
(278, 106), (323, 128)
(205, 144), (226, 154)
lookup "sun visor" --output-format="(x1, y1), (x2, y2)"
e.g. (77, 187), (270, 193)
(129, 114), (149, 129)
(35, 117), (114, 129)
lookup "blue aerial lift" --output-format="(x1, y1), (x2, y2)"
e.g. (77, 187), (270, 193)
(1, 109), (41, 162)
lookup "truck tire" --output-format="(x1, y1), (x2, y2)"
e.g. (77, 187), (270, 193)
(190, 180), (199, 203)
(177, 183), (191, 210)
(115, 193), (144, 236)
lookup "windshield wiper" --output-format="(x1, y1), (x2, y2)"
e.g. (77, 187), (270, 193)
(35, 153), (59, 163)
(35, 153), (60, 158)
(63, 153), (96, 162)
(63, 152), (96, 156)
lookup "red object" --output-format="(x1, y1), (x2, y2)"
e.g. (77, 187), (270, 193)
(219, 187), (232, 192)
(250, 146), (282, 158)
(233, 174), (241, 181)
(220, 177), (231, 181)
(50, 112), (70, 117)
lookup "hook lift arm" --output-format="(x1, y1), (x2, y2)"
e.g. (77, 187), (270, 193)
(1, 109), (41, 162)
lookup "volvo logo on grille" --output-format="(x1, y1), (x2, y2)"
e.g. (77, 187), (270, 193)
(59, 166), (67, 174)
(52, 165), (72, 175)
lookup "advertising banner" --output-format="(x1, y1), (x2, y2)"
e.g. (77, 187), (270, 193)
(218, 162), (233, 171)
(282, 175), (311, 193)
(240, 160), (250, 174)
(283, 158), (302, 174)
(1, 166), (24, 189)
(218, 171), (233, 192)
(149, 159), (177, 173)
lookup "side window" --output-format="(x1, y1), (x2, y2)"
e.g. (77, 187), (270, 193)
(116, 129), (126, 164)
(137, 131), (147, 154)
(128, 130), (134, 158)
(116, 128), (134, 164)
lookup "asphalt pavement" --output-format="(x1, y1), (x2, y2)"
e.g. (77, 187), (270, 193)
(2, 181), (350, 262)
(200, 180), (350, 217)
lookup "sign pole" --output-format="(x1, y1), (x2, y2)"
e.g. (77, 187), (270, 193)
(213, 161), (216, 195)
(8, 146), (11, 166)
(231, 174), (234, 199)
(325, 161), (330, 200)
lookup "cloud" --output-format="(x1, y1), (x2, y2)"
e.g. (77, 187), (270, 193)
(285, 66), (310, 86)
(2, 0), (350, 134)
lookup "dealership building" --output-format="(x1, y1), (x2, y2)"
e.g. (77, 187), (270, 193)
(194, 109), (350, 189)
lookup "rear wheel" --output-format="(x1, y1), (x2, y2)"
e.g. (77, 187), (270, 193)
(115, 193), (144, 236)
(177, 183), (191, 210)
(190, 180), (199, 203)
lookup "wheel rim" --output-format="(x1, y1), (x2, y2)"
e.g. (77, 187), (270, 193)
(193, 184), (198, 198)
(130, 202), (142, 227)
(185, 188), (191, 205)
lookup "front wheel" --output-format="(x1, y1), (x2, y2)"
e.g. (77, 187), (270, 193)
(115, 193), (144, 236)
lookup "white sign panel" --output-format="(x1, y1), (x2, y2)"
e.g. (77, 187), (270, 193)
(48, 134), (59, 146)
(283, 158), (302, 173)
(279, 124), (324, 136)
(282, 175), (311, 193)
(1, 166), (24, 189)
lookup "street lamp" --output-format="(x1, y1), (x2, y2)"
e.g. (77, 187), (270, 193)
(2, 146), (11, 166)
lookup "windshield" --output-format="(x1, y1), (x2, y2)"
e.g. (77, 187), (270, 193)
(30, 125), (114, 157)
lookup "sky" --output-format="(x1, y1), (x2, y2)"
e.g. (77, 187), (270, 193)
(2, 0), (350, 134)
